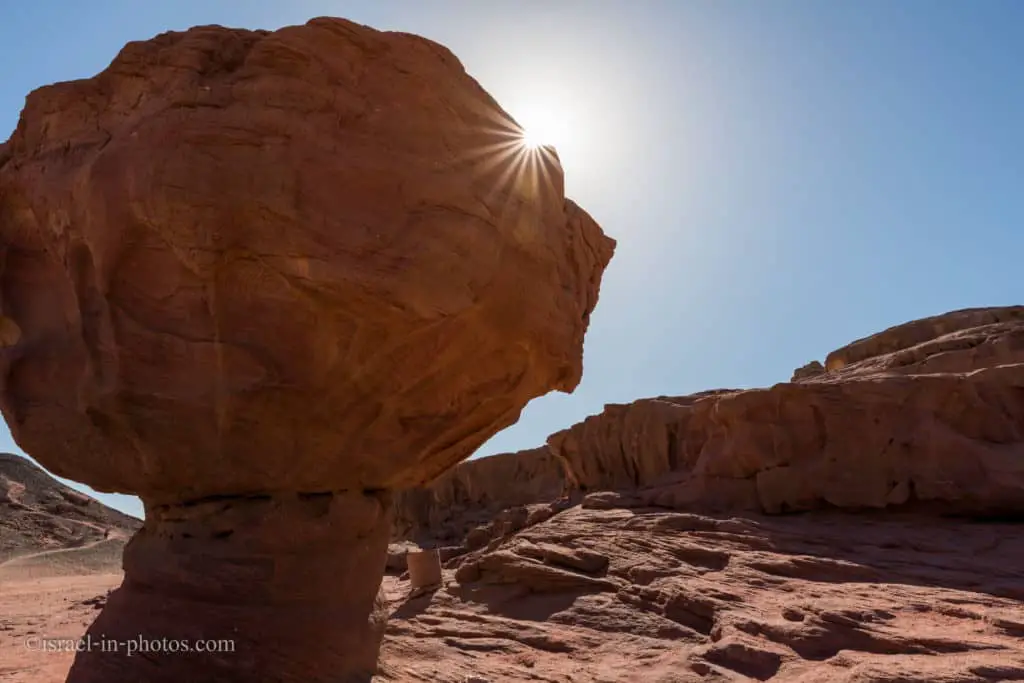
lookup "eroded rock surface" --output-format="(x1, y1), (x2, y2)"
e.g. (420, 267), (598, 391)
(0, 17), (613, 683)
(377, 306), (1024, 681)
(390, 307), (1024, 562)
(5, 507), (1023, 682)
(392, 447), (566, 545)
(0, 18), (613, 502)
(790, 360), (824, 381)
(548, 306), (1024, 516)
(380, 506), (1024, 682)
(823, 306), (1024, 372)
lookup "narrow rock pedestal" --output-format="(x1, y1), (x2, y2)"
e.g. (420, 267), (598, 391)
(66, 491), (392, 683)
(407, 548), (443, 593)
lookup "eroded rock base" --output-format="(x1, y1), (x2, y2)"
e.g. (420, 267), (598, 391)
(66, 490), (392, 683)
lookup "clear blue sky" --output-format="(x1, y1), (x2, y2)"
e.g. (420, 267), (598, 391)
(2, 1), (1022, 519)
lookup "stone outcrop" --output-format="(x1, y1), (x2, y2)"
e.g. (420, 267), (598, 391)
(380, 507), (1024, 682)
(823, 306), (1024, 372)
(0, 17), (613, 683)
(791, 360), (825, 381)
(391, 307), (1024, 555)
(392, 446), (565, 545)
(548, 306), (1024, 516)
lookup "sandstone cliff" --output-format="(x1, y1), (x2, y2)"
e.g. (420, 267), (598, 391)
(550, 305), (1024, 517)
(392, 446), (566, 545)
(394, 305), (1024, 550)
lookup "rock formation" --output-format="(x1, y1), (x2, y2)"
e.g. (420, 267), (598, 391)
(548, 305), (1024, 517)
(790, 359), (824, 381)
(393, 306), (1024, 556)
(392, 446), (566, 545)
(380, 507), (1024, 682)
(823, 306), (1024, 372)
(376, 306), (1024, 681)
(0, 17), (614, 683)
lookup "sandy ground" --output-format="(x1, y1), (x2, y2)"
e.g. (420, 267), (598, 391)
(0, 574), (119, 683)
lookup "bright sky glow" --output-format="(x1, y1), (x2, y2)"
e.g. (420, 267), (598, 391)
(514, 101), (573, 150)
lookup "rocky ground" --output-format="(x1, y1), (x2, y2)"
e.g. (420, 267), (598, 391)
(2, 502), (1022, 682)
(379, 504), (1024, 682)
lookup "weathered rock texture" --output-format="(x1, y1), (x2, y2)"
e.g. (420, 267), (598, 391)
(790, 360), (824, 381)
(392, 446), (566, 544)
(549, 306), (1024, 517)
(823, 306), (1024, 372)
(391, 307), (1024, 560)
(379, 507), (1024, 682)
(0, 18), (614, 502)
(378, 305), (1024, 679)
(82, 491), (393, 682)
(0, 17), (613, 683)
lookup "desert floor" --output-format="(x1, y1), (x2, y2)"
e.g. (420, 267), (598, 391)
(2, 507), (1023, 682)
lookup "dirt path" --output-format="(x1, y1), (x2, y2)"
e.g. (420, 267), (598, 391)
(0, 538), (112, 569)
(0, 539), (127, 582)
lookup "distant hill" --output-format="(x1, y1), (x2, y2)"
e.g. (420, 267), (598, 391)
(0, 453), (141, 576)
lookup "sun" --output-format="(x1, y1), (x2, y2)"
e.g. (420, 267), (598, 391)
(521, 127), (549, 150)
(514, 103), (571, 151)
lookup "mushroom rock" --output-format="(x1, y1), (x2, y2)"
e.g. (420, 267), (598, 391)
(0, 17), (614, 682)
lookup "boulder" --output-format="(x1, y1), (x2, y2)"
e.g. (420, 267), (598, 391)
(0, 17), (613, 682)
(791, 360), (825, 381)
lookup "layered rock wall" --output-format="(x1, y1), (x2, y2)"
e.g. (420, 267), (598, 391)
(392, 446), (565, 544)
(550, 308), (1024, 516)
(394, 307), (1024, 546)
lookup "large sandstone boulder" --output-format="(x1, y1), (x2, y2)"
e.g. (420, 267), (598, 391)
(791, 359), (825, 381)
(0, 17), (614, 683)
